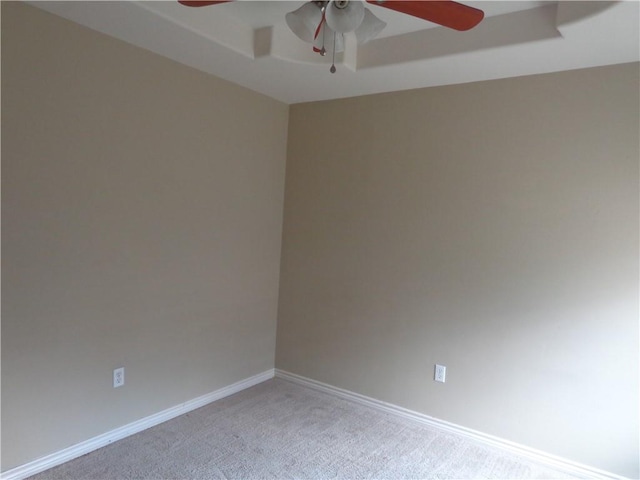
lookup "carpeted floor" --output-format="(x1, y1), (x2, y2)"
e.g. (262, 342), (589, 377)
(29, 378), (582, 479)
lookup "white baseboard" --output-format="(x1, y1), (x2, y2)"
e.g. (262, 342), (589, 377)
(3, 368), (626, 480)
(1, 369), (275, 480)
(275, 369), (626, 480)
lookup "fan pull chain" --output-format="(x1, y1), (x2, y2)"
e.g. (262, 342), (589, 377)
(330, 31), (337, 73)
(320, 18), (326, 56)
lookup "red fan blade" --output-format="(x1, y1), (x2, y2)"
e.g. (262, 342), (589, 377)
(178, 1), (232, 6)
(366, 0), (484, 31)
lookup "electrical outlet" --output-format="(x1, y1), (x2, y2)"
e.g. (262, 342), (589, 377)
(434, 364), (446, 383)
(113, 367), (125, 388)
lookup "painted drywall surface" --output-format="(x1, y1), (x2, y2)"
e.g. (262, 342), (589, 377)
(1, 2), (288, 471)
(276, 63), (639, 477)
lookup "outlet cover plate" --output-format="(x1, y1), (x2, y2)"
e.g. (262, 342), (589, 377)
(434, 364), (446, 383)
(113, 367), (125, 388)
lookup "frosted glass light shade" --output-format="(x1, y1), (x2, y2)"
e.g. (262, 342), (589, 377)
(354, 8), (387, 44)
(286, 1), (379, 54)
(285, 2), (323, 43)
(325, 0), (365, 33)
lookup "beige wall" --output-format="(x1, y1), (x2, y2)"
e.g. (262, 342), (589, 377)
(3, 1), (639, 477)
(1, 2), (288, 470)
(277, 63), (639, 477)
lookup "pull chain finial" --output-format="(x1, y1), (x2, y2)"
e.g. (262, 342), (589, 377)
(330, 31), (337, 73)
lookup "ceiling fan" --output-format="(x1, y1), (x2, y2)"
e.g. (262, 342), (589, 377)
(178, 1), (484, 73)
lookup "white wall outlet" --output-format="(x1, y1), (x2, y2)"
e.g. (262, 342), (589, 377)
(113, 367), (125, 388)
(434, 364), (446, 383)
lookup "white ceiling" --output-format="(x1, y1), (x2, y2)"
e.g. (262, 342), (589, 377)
(29, 1), (640, 104)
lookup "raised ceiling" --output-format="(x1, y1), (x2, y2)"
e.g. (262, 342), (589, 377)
(28, 1), (640, 104)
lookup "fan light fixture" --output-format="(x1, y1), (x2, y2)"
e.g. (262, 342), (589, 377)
(285, 0), (386, 73)
(178, 0), (485, 72)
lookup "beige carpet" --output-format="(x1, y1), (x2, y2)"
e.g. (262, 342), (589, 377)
(29, 378), (582, 479)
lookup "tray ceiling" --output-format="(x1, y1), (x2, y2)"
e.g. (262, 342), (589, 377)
(28, 1), (640, 104)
